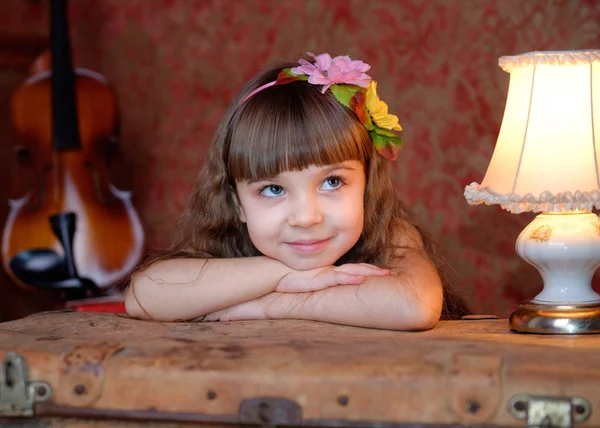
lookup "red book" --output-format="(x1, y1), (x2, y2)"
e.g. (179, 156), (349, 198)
(64, 294), (126, 313)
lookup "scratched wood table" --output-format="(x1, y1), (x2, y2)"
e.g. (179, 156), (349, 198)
(0, 310), (598, 427)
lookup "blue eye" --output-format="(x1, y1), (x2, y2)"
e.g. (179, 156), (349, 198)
(321, 176), (344, 191)
(260, 185), (285, 197)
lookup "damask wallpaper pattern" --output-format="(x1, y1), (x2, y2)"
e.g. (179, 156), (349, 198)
(0, 0), (599, 319)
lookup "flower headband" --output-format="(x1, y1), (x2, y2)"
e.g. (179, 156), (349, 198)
(242, 53), (403, 161)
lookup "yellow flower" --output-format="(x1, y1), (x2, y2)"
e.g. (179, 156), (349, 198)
(365, 81), (402, 131)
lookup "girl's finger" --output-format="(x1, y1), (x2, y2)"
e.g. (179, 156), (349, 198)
(336, 264), (389, 276)
(358, 263), (389, 271)
(327, 271), (365, 286)
(204, 310), (223, 321)
(358, 263), (391, 274)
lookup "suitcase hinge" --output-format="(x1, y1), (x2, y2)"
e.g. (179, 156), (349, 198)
(508, 394), (591, 428)
(0, 352), (52, 417)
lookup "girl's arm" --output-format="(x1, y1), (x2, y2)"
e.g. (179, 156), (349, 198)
(124, 257), (291, 321)
(209, 223), (443, 330)
(267, 252), (441, 330)
(124, 257), (389, 321)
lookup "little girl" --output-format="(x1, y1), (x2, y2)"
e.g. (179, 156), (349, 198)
(125, 53), (462, 330)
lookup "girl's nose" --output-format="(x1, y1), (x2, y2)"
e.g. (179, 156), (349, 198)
(288, 195), (324, 228)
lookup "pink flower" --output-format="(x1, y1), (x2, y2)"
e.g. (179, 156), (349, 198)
(290, 52), (372, 93)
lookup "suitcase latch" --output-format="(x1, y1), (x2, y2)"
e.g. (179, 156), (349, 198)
(0, 352), (52, 417)
(508, 394), (591, 428)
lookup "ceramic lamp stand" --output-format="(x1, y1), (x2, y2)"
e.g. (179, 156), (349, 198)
(509, 211), (600, 334)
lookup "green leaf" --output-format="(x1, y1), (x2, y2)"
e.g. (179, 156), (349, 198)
(331, 86), (375, 130)
(376, 144), (402, 161)
(369, 130), (403, 161)
(330, 84), (361, 108)
(370, 128), (403, 149)
(275, 68), (309, 85)
(349, 91), (374, 130)
(371, 126), (401, 139)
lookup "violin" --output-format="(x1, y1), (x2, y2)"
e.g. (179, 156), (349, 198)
(2, 0), (145, 299)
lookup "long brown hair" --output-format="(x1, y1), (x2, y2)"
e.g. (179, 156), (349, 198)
(133, 63), (467, 319)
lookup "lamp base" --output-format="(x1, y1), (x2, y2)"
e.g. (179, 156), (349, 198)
(509, 300), (600, 334)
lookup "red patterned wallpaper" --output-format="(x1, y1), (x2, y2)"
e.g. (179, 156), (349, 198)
(0, 0), (599, 319)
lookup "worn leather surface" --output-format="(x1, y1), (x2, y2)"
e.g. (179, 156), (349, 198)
(1, 311), (599, 426)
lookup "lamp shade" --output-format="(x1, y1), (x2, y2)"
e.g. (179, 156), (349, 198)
(465, 50), (600, 213)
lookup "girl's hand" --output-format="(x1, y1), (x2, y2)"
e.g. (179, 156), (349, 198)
(276, 263), (390, 293)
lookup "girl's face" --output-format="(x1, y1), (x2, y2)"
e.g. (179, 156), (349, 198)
(235, 160), (365, 271)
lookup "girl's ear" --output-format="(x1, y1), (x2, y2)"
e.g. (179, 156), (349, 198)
(231, 190), (247, 223)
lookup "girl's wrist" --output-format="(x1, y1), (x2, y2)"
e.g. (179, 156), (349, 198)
(262, 292), (310, 320)
(260, 256), (295, 291)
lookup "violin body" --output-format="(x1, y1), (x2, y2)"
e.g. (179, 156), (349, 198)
(2, 68), (145, 291)
(2, 0), (144, 297)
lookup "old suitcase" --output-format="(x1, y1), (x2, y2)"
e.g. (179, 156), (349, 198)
(0, 310), (599, 427)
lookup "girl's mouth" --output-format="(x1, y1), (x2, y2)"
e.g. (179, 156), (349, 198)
(286, 238), (331, 252)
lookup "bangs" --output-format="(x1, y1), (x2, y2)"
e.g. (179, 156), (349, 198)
(227, 82), (371, 181)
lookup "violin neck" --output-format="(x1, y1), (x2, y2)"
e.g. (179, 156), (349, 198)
(50, 0), (81, 152)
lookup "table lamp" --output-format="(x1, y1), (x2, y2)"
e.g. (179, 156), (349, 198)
(464, 49), (600, 334)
